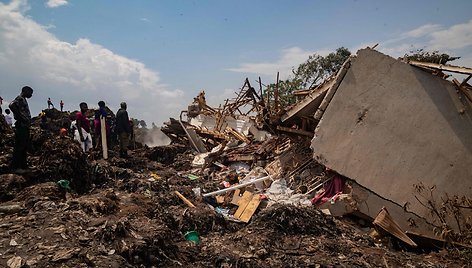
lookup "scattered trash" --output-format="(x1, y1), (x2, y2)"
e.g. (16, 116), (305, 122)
(0, 48), (470, 267)
(184, 231), (200, 245)
(7, 256), (22, 268)
(187, 174), (199, 181)
(56, 179), (71, 191)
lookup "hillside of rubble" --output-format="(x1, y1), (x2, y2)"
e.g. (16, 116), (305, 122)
(0, 106), (470, 268)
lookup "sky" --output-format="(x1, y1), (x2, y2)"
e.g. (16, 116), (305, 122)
(1, 0), (471, 126)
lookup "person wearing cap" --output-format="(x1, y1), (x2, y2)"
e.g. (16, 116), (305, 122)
(115, 102), (131, 158)
(9, 86), (33, 172)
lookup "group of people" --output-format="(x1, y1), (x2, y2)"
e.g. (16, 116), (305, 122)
(5, 86), (133, 173)
(73, 101), (132, 158)
(47, 97), (64, 112)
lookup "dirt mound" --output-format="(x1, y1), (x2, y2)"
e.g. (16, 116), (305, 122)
(13, 182), (66, 208)
(250, 204), (338, 236)
(146, 144), (188, 165)
(37, 136), (91, 192)
(0, 174), (27, 202)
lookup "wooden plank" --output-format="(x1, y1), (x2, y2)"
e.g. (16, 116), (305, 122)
(186, 128), (208, 153)
(238, 194), (262, 223)
(100, 116), (108, 159)
(277, 126), (314, 137)
(228, 155), (255, 162)
(373, 207), (417, 247)
(408, 60), (472, 75)
(406, 231), (472, 249)
(174, 191), (196, 208)
(275, 71), (279, 112)
(282, 79), (333, 122)
(225, 127), (251, 144)
(178, 117), (207, 153)
(233, 191), (253, 218)
(230, 189), (241, 205)
(453, 78), (472, 103)
(314, 59), (351, 120)
(461, 74), (472, 87)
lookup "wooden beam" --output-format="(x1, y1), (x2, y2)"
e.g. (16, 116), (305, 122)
(227, 154), (255, 162)
(314, 59), (351, 120)
(233, 191), (253, 218)
(225, 126), (251, 144)
(275, 71), (279, 112)
(374, 207), (417, 247)
(408, 60), (472, 75)
(175, 191), (196, 208)
(461, 74), (472, 87)
(100, 116), (108, 159)
(237, 194), (261, 223)
(452, 78), (472, 103)
(259, 76), (263, 102)
(276, 125), (314, 137)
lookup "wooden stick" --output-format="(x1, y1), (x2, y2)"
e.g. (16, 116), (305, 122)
(259, 76), (263, 100)
(175, 191), (196, 208)
(461, 74), (472, 87)
(275, 71), (279, 112)
(100, 116), (108, 159)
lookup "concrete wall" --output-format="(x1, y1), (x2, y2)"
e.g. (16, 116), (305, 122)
(311, 49), (472, 230)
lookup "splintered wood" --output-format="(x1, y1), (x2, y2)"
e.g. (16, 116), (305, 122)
(233, 191), (261, 223)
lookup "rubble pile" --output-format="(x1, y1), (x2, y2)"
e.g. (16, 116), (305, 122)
(1, 49), (472, 267)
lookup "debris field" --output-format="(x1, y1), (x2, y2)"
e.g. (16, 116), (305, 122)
(0, 48), (471, 267)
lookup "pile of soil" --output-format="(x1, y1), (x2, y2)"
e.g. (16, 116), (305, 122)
(0, 110), (470, 267)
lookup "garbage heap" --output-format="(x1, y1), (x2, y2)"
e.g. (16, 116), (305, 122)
(0, 50), (471, 267)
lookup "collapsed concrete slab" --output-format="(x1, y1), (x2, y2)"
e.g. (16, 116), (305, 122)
(311, 48), (472, 237)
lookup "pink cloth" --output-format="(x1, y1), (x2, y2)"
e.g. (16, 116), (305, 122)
(94, 119), (110, 136)
(311, 175), (345, 205)
(75, 112), (90, 133)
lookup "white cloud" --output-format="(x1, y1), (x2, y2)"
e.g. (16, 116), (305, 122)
(403, 23), (442, 38)
(228, 47), (331, 79)
(206, 88), (236, 107)
(140, 18), (150, 23)
(0, 0), (185, 125)
(46, 0), (68, 8)
(374, 20), (472, 60)
(430, 19), (472, 50)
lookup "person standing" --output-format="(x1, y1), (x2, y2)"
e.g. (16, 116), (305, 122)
(74, 102), (92, 152)
(4, 109), (13, 126)
(115, 102), (131, 158)
(94, 101), (110, 149)
(60, 100), (64, 112)
(47, 97), (54, 109)
(9, 86), (33, 172)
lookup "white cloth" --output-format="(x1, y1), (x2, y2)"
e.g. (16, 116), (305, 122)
(5, 114), (12, 126)
(74, 127), (92, 152)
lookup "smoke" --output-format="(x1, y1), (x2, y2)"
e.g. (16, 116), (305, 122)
(136, 127), (171, 147)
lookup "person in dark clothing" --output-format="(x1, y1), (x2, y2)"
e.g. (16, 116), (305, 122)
(115, 102), (131, 158)
(9, 86), (33, 172)
(94, 101), (111, 149)
(47, 97), (54, 109)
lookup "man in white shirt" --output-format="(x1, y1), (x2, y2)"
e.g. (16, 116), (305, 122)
(4, 109), (13, 126)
